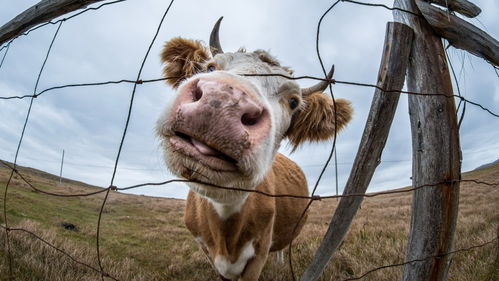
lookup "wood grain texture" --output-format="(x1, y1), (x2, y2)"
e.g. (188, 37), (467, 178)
(417, 0), (499, 66)
(393, 0), (462, 280)
(0, 0), (105, 46)
(301, 22), (413, 281)
(429, 0), (481, 18)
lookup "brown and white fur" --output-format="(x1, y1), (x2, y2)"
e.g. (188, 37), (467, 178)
(156, 19), (352, 281)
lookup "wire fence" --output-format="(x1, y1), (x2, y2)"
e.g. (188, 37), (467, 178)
(0, 0), (498, 281)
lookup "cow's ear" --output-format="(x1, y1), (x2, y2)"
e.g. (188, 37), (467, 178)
(286, 92), (353, 150)
(161, 37), (210, 88)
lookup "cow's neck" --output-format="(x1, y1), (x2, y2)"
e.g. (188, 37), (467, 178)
(208, 197), (247, 220)
(188, 181), (250, 206)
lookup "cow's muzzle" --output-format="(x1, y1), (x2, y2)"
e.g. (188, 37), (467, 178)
(165, 76), (271, 172)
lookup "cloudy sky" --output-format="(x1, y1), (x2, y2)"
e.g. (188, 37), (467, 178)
(0, 0), (498, 199)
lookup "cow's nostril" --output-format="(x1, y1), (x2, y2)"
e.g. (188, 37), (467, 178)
(192, 85), (203, 101)
(241, 112), (261, 126)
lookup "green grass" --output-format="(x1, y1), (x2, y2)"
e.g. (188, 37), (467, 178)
(0, 162), (497, 280)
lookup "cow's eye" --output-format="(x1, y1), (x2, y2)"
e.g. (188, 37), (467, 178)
(207, 65), (216, 72)
(288, 97), (299, 110)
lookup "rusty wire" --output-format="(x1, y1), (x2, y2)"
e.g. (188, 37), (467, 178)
(341, 0), (421, 17)
(2, 20), (65, 280)
(288, 1), (344, 278)
(1, 0), (498, 281)
(341, 236), (499, 281)
(94, 0), (176, 279)
(2, 159), (498, 200)
(0, 224), (119, 281)
(0, 78), (171, 100)
(2, 156), (498, 281)
(1, 74), (497, 118)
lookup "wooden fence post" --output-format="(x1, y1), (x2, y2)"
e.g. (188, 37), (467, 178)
(393, 0), (461, 280)
(301, 22), (413, 281)
(415, 0), (498, 66)
(0, 0), (107, 46)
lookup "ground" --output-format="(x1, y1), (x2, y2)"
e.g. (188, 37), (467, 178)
(0, 162), (497, 281)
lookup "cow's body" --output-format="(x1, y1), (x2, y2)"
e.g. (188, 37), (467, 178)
(185, 153), (307, 280)
(157, 18), (352, 281)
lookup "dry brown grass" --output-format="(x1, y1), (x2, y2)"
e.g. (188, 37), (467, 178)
(0, 162), (497, 281)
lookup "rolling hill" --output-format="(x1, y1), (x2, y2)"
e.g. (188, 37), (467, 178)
(475, 158), (499, 171)
(0, 161), (497, 281)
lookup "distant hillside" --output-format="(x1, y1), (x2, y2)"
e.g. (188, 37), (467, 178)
(0, 160), (99, 189)
(475, 158), (499, 171)
(2, 157), (496, 193)
(0, 160), (497, 281)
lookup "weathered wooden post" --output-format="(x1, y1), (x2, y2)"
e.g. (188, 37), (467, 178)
(301, 22), (413, 281)
(303, 0), (497, 279)
(394, 0), (459, 280)
(0, 0), (107, 46)
(394, 0), (498, 280)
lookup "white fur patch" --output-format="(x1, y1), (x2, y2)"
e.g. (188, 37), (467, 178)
(209, 199), (246, 220)
(195, 236), (206, 246)
(276, 250), (284, 264)
(214, 240), (255, 280)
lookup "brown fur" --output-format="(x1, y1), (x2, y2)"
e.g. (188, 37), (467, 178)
(286, 92), (353, 150)
(160, 37), (210, 88)
(184, 154), (308, 281)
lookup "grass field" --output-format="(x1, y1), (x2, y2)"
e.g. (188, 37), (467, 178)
(0, 162), (497, 281)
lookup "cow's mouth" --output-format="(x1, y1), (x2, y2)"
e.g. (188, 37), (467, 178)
(169, 131), (238, 172)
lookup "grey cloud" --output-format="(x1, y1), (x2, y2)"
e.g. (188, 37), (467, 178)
(0, 0), (497, 199)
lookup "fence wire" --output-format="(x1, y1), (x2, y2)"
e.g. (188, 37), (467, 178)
(1, 75), (497, 117)
(0, 0), (498, 281)
(0, 0), (127, 53)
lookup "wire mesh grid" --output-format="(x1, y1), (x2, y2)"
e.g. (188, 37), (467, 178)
(0, 0), (498, 281)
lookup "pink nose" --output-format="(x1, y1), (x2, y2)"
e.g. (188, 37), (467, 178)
(179, 78), (266, 129)
(171, 77), (270, 156)
(191, 79), (264, 125)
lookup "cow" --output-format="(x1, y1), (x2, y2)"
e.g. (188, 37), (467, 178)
(156, 17), (353, 281)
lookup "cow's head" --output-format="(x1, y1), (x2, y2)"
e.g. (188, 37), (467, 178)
(157, 18), (352, 203)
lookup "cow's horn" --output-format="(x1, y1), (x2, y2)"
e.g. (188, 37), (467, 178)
(301, 65), (335, 96)
(210, 17), (224, 56)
